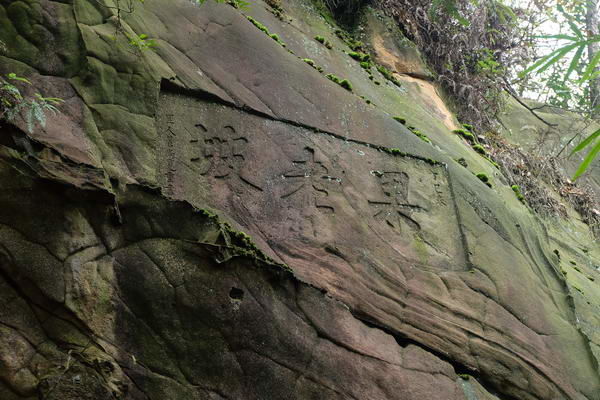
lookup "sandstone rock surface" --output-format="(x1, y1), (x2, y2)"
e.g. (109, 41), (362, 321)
(1, 0), (599, 399)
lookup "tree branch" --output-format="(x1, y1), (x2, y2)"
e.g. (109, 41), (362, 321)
(502, 77), (558, 128)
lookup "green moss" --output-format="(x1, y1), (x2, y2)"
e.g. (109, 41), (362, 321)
(326, 74), (352, 91)
(303, 58), (315, 67)
(339, 79), (352, 91)
(348, 51), (370, 62)
(476, 173), (489, 183)
(410, 129), (431, 144)
(511, 185), (525, 202)
(326, 73), (340, 84)
(452, 129), (475, 143)
(393, 116), (407, 125)
(247, 16), (269, 34)
(573, 285), (584, 295)
(387, 148), (406, 156)
(488, 159), (500, 169)
(588, 276), (595, 282)
(302, 58), (322, 72)
(197, 208), (217, 219)
(376, 64), (403, 87)
(456, 157), (468, 168)
(458, 374), (470, 380)
(374, 80), (381, 85)
(574, 266), (582, 273)
(334, 29), (362, 51)
(246, 16), (285, 46)
(314, 35), (332, 49)
(472, 144), (487, 155)
(406, 125), (431, 143)
(476, 173), (492, 188)
(360, 61), (372, 70)
(462, 123), (474, 132)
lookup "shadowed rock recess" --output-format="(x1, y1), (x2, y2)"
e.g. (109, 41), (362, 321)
(1, 0), (600, 399)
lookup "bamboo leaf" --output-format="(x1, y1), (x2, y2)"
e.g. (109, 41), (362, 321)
(519, 50), (562, 78)
(573, 140), (600, 180)
(537, 43), (581, 75)
(572, 127), (600, 154)
(536, 34), (579, 41)
(567, 20), (583, 38)
(579, 49), (600, 82)
(564, 46), (584, 81)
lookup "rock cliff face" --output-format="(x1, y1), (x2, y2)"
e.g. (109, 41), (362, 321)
(1, 0), (600, 399)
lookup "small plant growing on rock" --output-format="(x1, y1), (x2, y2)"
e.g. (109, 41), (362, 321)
(407, 126), (431, 144)
(127, 33), (157, 52)
(376, 64), (403, 88)
(360, 61), (372, 70)
(472, 144), (487, 155)
(334, 29), (362, 51)
(388, 148), (404, 155)
(412, 130), (431, 143)
(348, 51), (370, 62)
(315, 35), (333, 49)
(339, 79), (352, 91)
(246, 16), (286, 47)
(303, 58), (323, 73)
(452, 128), (475, 143)
(326, 73), (340, 84)
(1, 73), (63, 133)
(326, 74), (352, 91)
(247, 16), (269, 33)
(393, 116), (407, 124)
(476, 173), (492, 188)
(511, 185), (525, 202)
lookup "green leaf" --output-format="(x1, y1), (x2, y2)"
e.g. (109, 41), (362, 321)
(536, 43), (581, 75)
(519, 49), (563, 78)
(573, 140), (600, 180)
(7, 73), (31, 84)
(564, 45), (584, 81)
(579, 49), (600, 82)
(139, 33), (148, 39)
(567, 20), (583, 38)
(572, 127), (600, 154)
(536, 34), (579, 41)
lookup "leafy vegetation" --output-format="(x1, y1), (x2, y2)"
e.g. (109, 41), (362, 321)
(511, 185), (525, 202)
(0, 73), (63, 133)
(326, 74), (353, 91)
(127, 33), (157, 52)
(373, 0), (524, 131)
(315, 35), (333, 49)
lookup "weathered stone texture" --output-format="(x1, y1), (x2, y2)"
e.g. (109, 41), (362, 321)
(1, 0), (599, 399)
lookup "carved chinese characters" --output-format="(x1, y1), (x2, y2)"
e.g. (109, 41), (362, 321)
(281, 147), (341, 213)
(158, 92), (466, 271)
(190, 124), (248, 178)
(368, 171), (423, 232)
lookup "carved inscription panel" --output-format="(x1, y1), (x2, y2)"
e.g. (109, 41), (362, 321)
(157, 92), (466, 271)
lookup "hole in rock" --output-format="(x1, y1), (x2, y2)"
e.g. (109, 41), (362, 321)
(229, 287), (244, 300)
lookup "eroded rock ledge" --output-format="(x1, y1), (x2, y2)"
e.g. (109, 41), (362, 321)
(1, 0), (600, 399)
